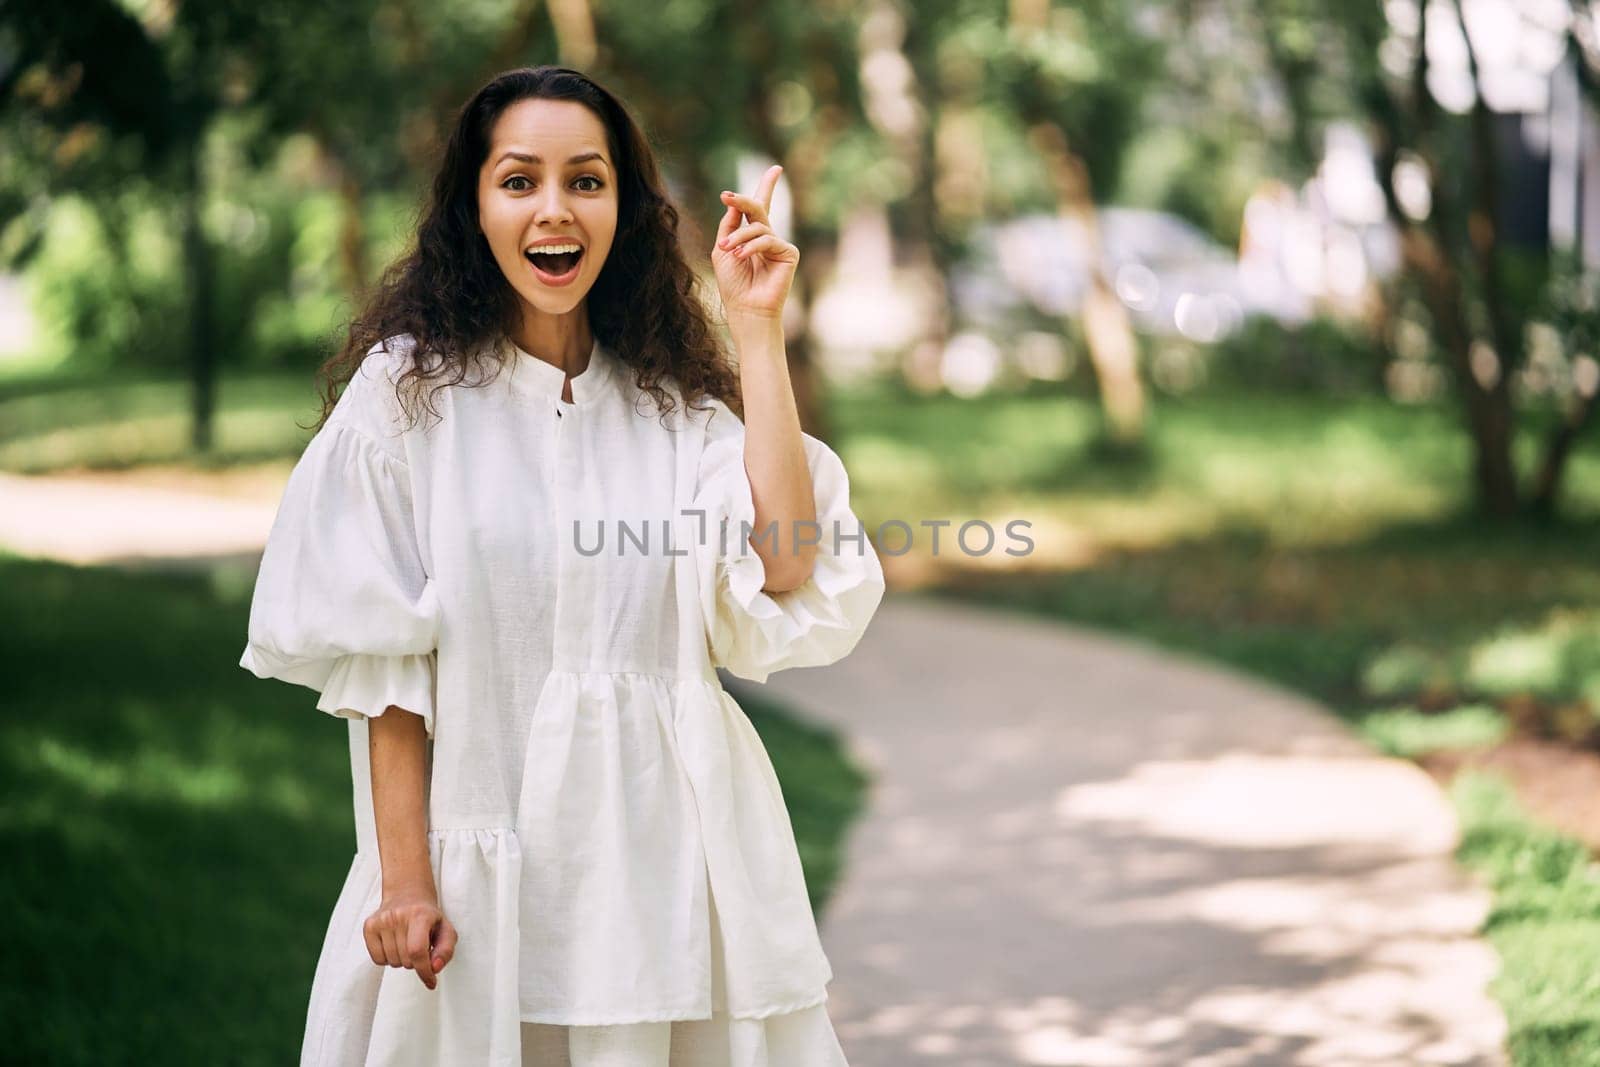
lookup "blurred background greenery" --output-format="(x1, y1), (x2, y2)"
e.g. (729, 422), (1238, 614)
(5, 0), (1600, 1062)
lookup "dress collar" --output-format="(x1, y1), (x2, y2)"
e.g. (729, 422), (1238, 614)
(502, 335), (617, 405)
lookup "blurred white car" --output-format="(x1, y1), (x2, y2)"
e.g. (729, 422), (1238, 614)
(949, 207), (1311, 341)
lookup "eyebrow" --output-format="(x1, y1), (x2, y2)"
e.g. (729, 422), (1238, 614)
(495, 151), (608, 169)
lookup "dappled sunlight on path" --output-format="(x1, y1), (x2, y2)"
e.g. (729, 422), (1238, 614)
(747, 594), (1507, 1066)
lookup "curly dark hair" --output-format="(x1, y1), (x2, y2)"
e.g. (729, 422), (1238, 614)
(310, 65), (740, 433)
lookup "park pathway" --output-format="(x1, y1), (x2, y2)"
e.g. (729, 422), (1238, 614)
(0, 469), (279, 568)
(0, 470), (1508, 1065)
(737, 592), (1508, 1067)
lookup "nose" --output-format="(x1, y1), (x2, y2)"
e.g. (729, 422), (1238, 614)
(534, 182), (574, 226)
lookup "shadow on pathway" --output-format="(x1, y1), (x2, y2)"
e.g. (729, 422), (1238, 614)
(733, 591), (1507, 1067)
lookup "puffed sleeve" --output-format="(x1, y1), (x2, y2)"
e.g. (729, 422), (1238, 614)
(237, 340), (441, 735)
(688, 396), (886, 684)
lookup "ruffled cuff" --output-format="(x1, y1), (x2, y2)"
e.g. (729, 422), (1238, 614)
(239, 641), (336, 692)
(314, 651), (438, 737)
(696, 432), (886, 684)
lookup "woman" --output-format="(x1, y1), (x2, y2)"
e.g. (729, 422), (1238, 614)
(238, 65), (885, 1065)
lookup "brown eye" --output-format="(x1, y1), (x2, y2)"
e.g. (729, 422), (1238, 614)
(504, 176), (532, 191)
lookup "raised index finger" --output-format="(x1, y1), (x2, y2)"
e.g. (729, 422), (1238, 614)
(757, 164), (782, 216)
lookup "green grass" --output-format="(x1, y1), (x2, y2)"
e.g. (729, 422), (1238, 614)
(1359, 703), (1511, 759)
(833, 380), (1600, 541)
(1453, 773), (1600, 1065)
(831, 379), (1600, 721)
(733, 689), (871, 916)
(0, 551), (867, 1063)
(0, 371), (326, 472)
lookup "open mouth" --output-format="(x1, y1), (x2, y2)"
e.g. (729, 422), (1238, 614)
(524, 245), (584, 284)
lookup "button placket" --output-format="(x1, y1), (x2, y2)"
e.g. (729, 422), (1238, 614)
(550, 389), (571, 670)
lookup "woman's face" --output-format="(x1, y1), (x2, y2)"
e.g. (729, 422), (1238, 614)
(477, 98), (619, 318)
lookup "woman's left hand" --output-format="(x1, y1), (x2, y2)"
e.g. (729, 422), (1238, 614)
(712, 164), (799, 323)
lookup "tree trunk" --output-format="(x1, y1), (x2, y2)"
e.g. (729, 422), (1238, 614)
(547, 0), (597, 68)
(338, 161), (368, 299)
(1027, 121), (1145, 444)
(1367, 120), (1520, 515)
(1395, 220), (1520, 515)
(1529, 385), (1599, 516)
(1353, 6), (1520, 517)
(1452, 0), (1523, 516)
(902, 4), (965, 394)
(182, 134), (215, 454)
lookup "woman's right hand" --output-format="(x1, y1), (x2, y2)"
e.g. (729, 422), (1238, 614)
(363, 880), (458, 991)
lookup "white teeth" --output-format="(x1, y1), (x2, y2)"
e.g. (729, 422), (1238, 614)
(526, 243), (582, 255)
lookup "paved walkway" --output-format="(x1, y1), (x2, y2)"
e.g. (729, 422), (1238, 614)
(0, 469), (279, 567)
(0, 470), (1508, 1065)
(739, 592), (1508, 1067)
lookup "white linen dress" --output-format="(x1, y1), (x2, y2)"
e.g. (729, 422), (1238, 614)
(237, 333), (886, 1066)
